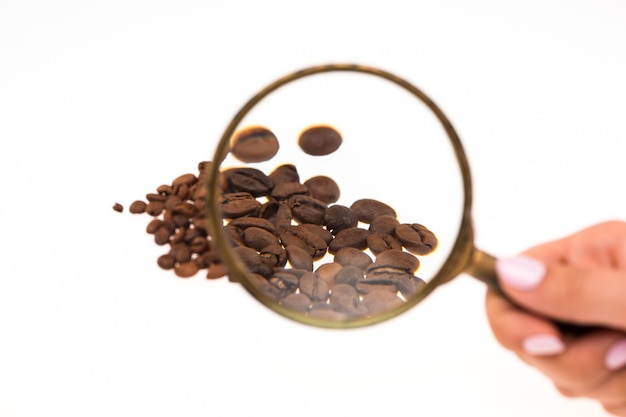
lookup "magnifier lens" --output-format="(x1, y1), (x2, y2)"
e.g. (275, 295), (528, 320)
(208, 66), (467, 327)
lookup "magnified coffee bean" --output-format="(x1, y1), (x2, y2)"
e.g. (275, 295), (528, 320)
(323, 205), (357, 235)
(231, 126), (280, 163)
(334, 247), (373, 272)
(335, 265), (363, 286)
(259, 244), (288, 268)
(369, 214), (400, 235)
(304, 175), (340, 204)
(375, 249), (420, 274)
(350, 199), (397, 223)
(221, 192), (261, 218)
(243, 227), (280, 251)
(279, 293), (311, 313)
(285, 246), (314, 271)
(299, 271), (330, 302)
(287, 195), (327, 225)
(298, 125), (342, 156)
(328, 227), (370, 254)
(279, 225), (327, 260)
(269, 164), (300, 184)
(222, 167), (274, 197)
(394, 223), (438, 255)
(366, 233), (403, 256)
(362, 290), (402, 315)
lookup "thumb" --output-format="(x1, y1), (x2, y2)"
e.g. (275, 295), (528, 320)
(495, 255), (626, 331)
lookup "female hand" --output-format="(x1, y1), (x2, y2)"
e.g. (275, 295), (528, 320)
(486, 221), (626, 416)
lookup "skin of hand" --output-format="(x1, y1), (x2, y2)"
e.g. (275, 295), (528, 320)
(486, 220), (626, 416)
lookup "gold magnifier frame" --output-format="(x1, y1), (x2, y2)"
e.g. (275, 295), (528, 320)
(206, 63), (498, 328)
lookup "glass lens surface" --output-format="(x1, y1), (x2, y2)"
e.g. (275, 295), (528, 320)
(213, 69), (465, 326)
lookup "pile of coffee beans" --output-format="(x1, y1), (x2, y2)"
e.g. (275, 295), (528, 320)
(115, 124), (438, 320)
(114, 161), (229, 279)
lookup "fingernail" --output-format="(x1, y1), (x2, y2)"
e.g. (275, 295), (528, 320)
(522, 334), (565, 356)
(496, 255), (546, 291)
(605, 338), (626, 370)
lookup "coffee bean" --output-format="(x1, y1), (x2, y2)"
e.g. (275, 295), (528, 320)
(113, 203), (123, 212)
(304, 175), (340, 204)
(169, 243), (192, 263)
(314, 262), (342, 288)
(375, 250), (420, 274)
(323, 205), (357, 235)
(298, 125), (342, 156)
(146, 218), (163, 234)
(260, 201), (293, 229)
(362, 290), (402, 315)
(369, 214), (400, 235)
(335, 265), (363, 286)
(394, 223), (438, 255)
(299, 271), (330, 302)
(259, 244), (288, 267)
(271, 182), (310, 201)
(222, 167), (274, 197)
(243, 227), (280, 251)
(287, 195), (327, 225)
(221, 192), (261, 218)
(206, 263), (227, 279)
(230, 126), (280, 163)
(172, 173), (197, 187)
(279, 293), (311, 313)
(297, 223), (333, 246)
(366, 233), (402, 255)
(328, 227), (370, 254)
(157, 254), (176, 270)
(285, 245), (314, 271)
(269, 164), (300, 184)
(334, 247), (373, 271)
(329, 284), (362, 313)
(129, 200), (147, 214)
(279, 225), (328, 260)
(350, 199), (396, 223)
(175, 261), (199, 278)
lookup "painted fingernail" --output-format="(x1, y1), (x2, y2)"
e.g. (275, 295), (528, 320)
(605, 338), (626, 370)
(522, 334), (565, 356)
(496, 255), (546, 291)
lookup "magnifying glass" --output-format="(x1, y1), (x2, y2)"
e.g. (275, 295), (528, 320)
(206, 63), (500, 328)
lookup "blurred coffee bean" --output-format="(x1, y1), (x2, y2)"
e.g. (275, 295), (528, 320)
(231, 126), (279, 163)
(298, 125), (342, 156)
(304, 175), (340, 204)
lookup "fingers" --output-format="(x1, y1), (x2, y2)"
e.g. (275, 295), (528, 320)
(485, 288), (626, 413)
(495, 255), (626, 330)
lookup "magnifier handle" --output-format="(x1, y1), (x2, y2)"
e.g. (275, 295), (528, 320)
(467, 248), (592, 337)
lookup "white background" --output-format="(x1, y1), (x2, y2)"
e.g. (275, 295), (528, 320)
(1, 1), (625, 416)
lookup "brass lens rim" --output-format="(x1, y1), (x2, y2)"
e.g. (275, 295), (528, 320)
(206, 63), (475, 328)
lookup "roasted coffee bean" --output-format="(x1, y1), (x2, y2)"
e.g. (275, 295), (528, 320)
(270, 271), (299, 290)
(314, 262), (342, 288)
(206, 263), (228, 279)
(298, 125), (342, 156)
(329, 284), (362, 313)
(304, 175), (340, 204)
(156, 184), (173, 195)
(367, 233), (402, 255)
(260, 201), (293, 229)
(271, 182), (310, 201)
(171, 202), (198, 217)
(369, 214), (400, 235)
(157, 253), (176, 270)
(355, 279), (397, 294)
(146, 218), (163, 234)
(146, 193), (167, 203)
(279, 225), (328, 260)
(221, 192), (261, 218)
(129, 200), (147, 214)
(172, 213), (190, 228)
(189, 236), (209, 254)
(269, 164), (300, 184)
(247, 273), (284, 300)
(113, 203), (123, 212)
(222, 167), (274, 197)
(299, 271), (330, 302)
(243, 227), (280, 251)
(259, 244), (287, 267)
(285, 246), (314, 271)
(145, 201), (165, 216)
(394, 223), (438, 255)
(279, 293), (311, 312)
(335, 265), (363, 286)
(175, 261), (199, 278)
(323, 205), (357, 235)
(334, 247), (373, 271)
(350, 199), (396, 223)
(328, 227), (370, 254)
(375, 250), (420, 274)
(154, 225), (172, 245)
(232, 246), (273, 278)
(287, 195), (327, 225)
(362, 290), (402, 314)
(169, 244), (192, 263)
(297, 223), (333, 246)
(365, 262), (411, 280)
(229, 216), (277, 234)
(395, 275), (426, 297)
(231, 126), (280, 163)
(172, 173), (197, 187)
